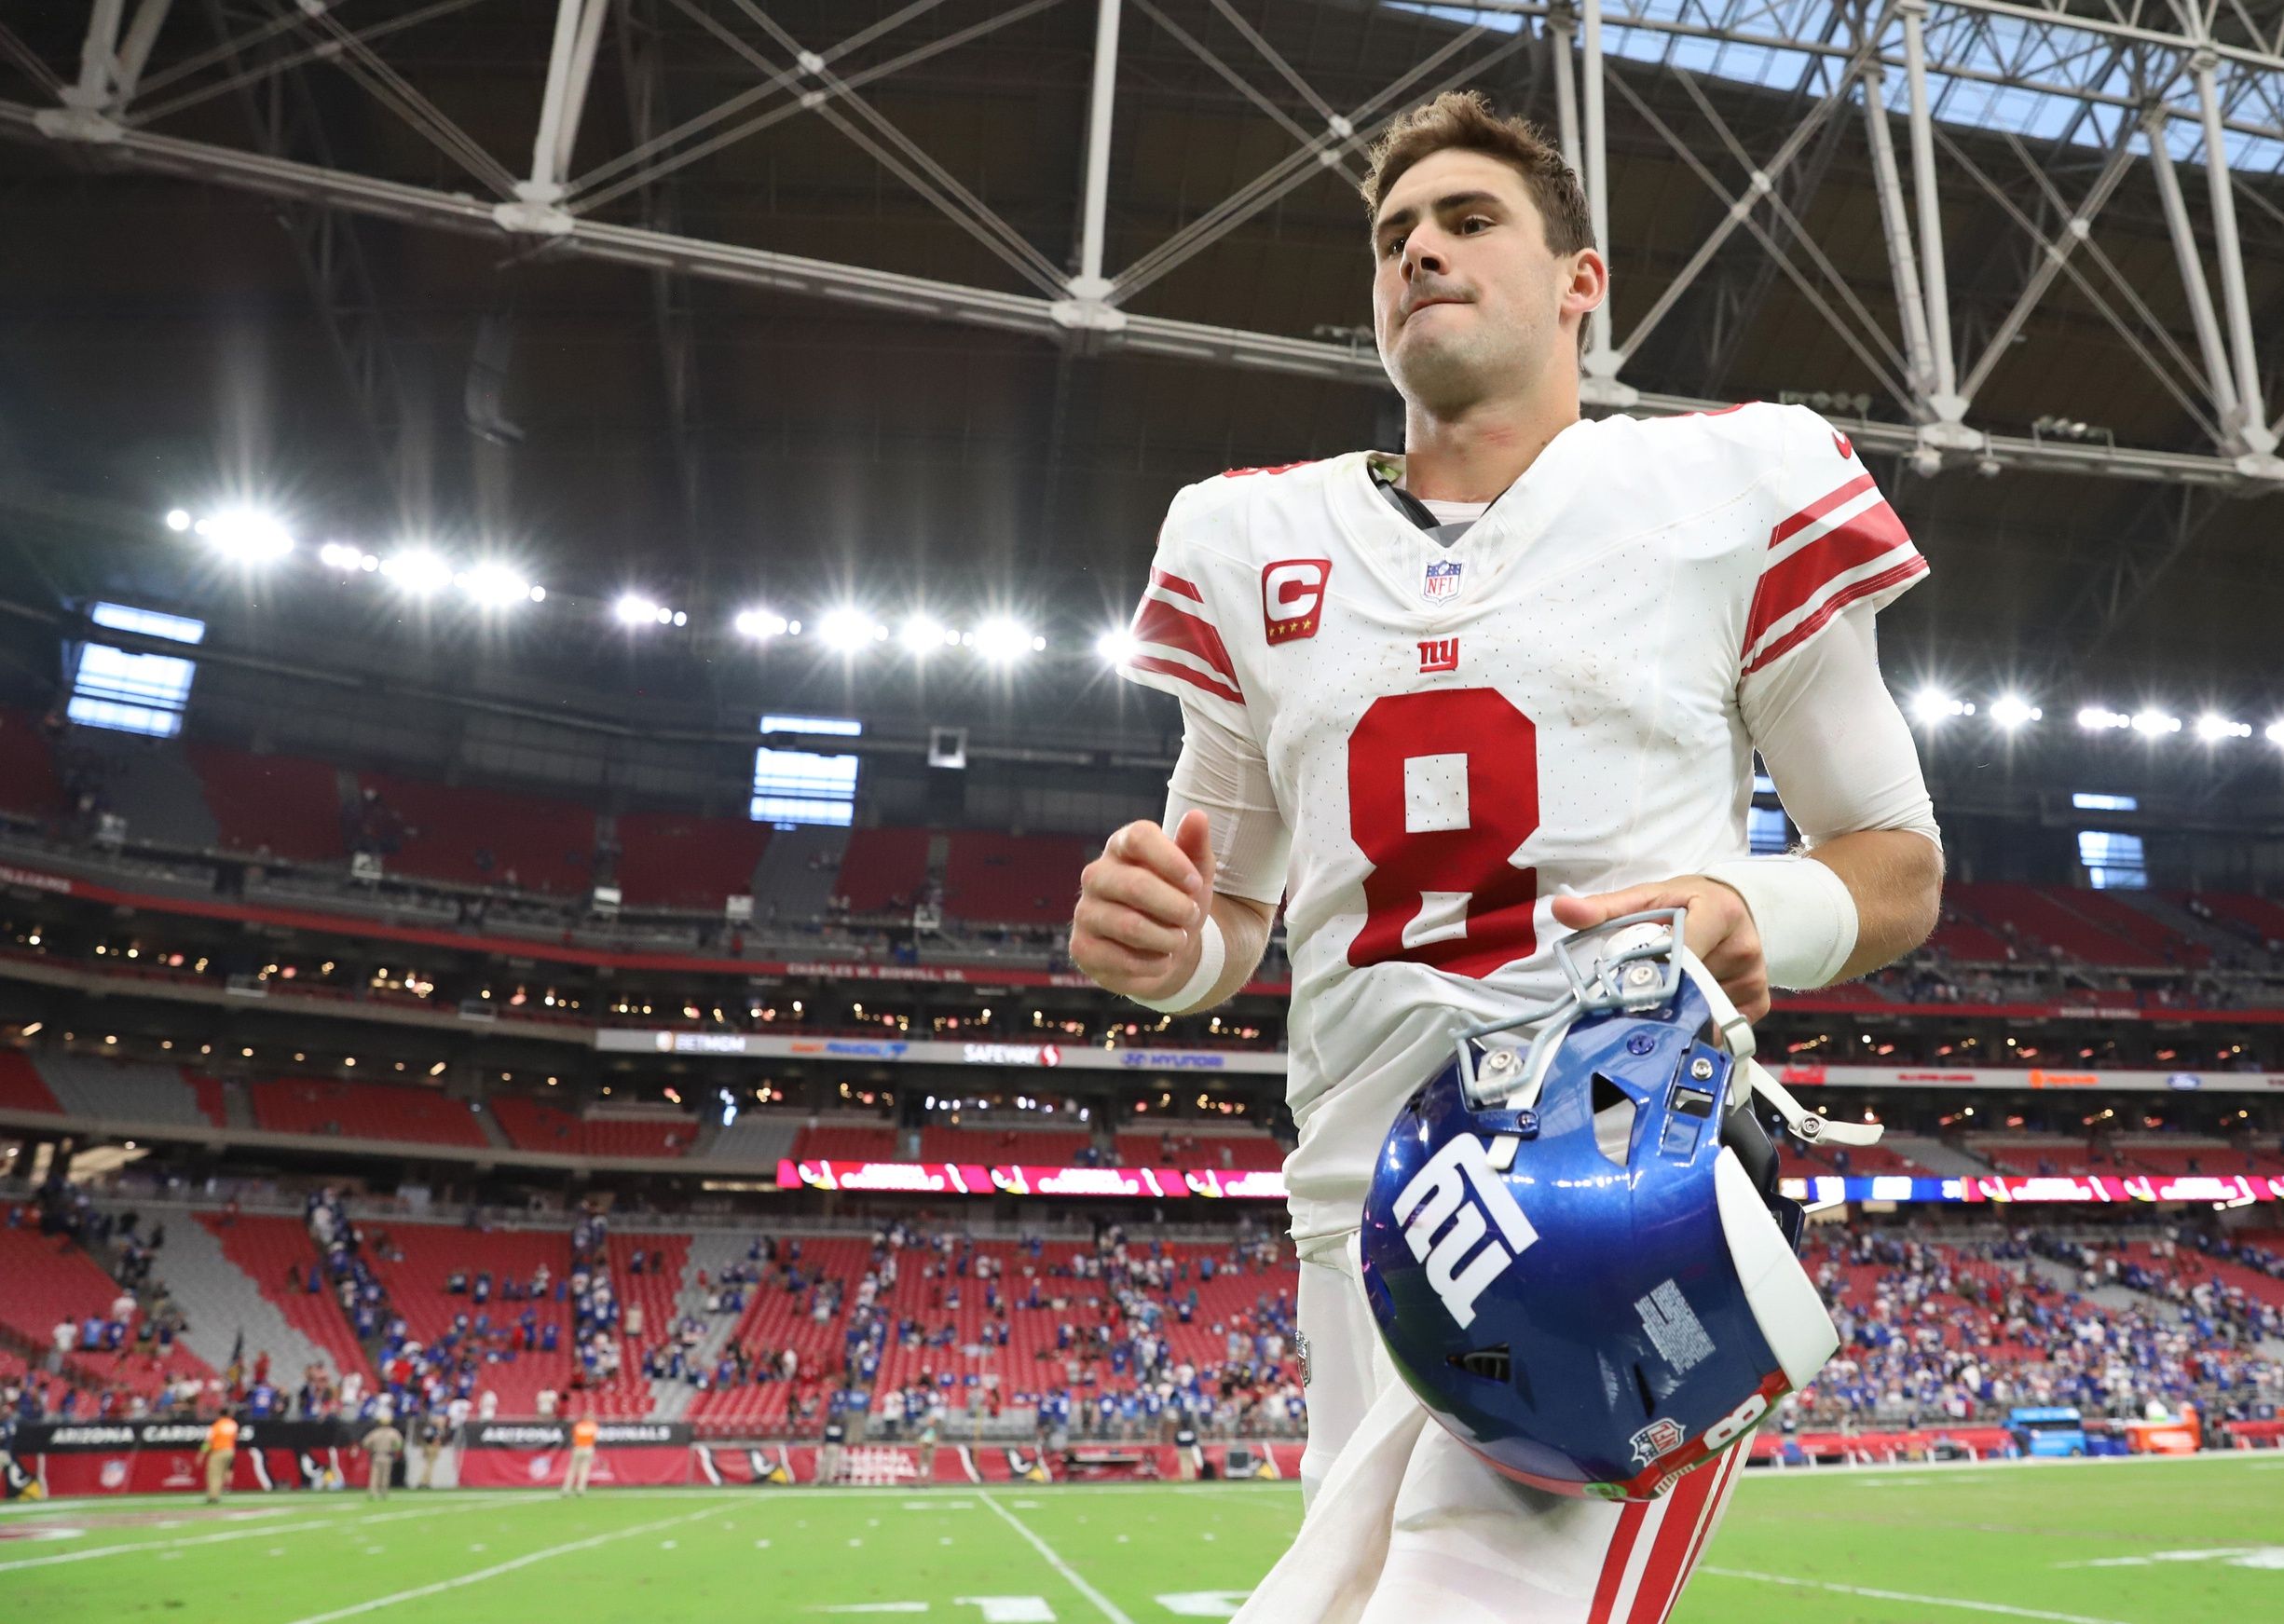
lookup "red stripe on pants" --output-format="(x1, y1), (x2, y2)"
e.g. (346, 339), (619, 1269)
(1587, 1500), (1650, 1624)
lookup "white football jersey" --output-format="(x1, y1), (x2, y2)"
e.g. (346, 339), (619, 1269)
(1117, 403), (1927, 1243)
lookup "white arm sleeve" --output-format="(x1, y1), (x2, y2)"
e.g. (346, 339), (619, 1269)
(1739, 602), (1942, 852)
(1162, 700), (1292, 907)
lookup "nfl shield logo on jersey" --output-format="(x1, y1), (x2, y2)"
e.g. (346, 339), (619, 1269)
(1423, 559), (1463, 603)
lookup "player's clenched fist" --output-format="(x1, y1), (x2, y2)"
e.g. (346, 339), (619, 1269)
(1071, 810), (1216, 1000)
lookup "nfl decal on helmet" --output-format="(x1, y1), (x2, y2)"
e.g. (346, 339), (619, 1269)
(1359, 911), (1880, 1501)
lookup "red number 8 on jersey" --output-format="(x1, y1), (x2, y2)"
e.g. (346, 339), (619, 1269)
(1346, 688), (1540, 980)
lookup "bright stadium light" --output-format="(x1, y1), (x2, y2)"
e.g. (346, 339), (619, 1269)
(2195, 713), (2252, 742)
(1095, 628), (1137, 665)
(2078, 706), (2131, 731)
(195, 508), (294, 562)
(819, 607), (881, 652)
(2266, 720), (2284, 747)
(974, 618), (1036, 662)
(458, 563), (532, 608)
(615, 594), (662, 626)
(381, 549), (453, 595)
(2130, 709), (2182, 736)
(1988, 694), (2042, 730)
(734, 607), (788, 640)
(318, 542), (363, 571)
(164, 508), (192, 533)
(1909, 689), (1966, 725)
(898, 614), (948, 655)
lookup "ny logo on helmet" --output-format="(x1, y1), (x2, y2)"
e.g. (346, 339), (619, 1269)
(1392, 1135), (1540, 1328)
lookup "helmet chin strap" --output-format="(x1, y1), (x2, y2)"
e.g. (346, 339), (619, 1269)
(1670, 942), (1886, 1150)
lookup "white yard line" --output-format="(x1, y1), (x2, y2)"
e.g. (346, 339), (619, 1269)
(279, 1506), (726, 1624)
(980, 1493), (1136, 1624)
(0, 1501), (474, 1574)
(1700, 1566), (2141, 1624)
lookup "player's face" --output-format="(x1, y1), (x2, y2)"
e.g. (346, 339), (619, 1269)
(1369, 149), (1598, 413)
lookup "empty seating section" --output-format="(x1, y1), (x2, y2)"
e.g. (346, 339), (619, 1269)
(249, 1077), (488, 1148)
(1949, 883), (2160, 968)
(491, 1096), (692, 1158)
(942, 832), (1092, 925)
(355, 771), (595, 894)
(1923, 911), (2013, 962)
(2058, 889), (2205, 966)
(1788, 1140), (1930, 1178)
(33, 1054), (216, 1128)
(0, 1050), (62, 1114)
(0, 706), (63, 820)
(832, 827), (932, 912)
(0, 1224), (212, 1399)
(612, 812), (771, 909)
(187, 744), (346, 862)
(683, 1238), (872, 1427)
(1115, 1131), (1285, 1171)
(196, 1215), (374, 1380)
(2192, 892), (2284, 948)
(790, 1125), (902, 1162)
(1974, 1139), (2099, 1175)
(919, 1126), (1092, 1164)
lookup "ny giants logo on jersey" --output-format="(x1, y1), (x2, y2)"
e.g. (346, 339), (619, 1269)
(1261, 559), (1331, 644)
(1417, 637), (1459, 675)
(1391, 1134), (1539, 1328)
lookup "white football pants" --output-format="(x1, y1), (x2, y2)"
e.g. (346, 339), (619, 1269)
(1234, 1235), (1746, 1624)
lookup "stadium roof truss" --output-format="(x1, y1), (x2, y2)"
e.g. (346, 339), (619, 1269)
(4, 0), (2283, 492)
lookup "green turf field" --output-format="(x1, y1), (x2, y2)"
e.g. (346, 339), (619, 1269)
(4, 1453), (2279, 1621)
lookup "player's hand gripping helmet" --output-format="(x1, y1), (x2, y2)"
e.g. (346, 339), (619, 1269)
(1358, 910), (1880, 1501)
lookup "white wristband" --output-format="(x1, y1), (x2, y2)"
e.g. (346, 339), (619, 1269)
(1130, 915), (1227, 1014)
(1699, 854), (1858, 990)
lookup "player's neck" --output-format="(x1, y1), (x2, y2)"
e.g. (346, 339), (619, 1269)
(1398, 391), (1580, 504)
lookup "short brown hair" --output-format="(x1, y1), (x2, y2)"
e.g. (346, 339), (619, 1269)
(1360, 91), (1593, 257)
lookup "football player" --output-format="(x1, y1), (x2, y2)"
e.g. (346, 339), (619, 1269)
(1072, 90), (1943, 1623)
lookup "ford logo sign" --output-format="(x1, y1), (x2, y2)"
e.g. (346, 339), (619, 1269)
(2165, 1072), (2201, 1091)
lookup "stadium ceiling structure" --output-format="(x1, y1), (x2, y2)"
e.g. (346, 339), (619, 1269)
(5, 0), (2284, 500)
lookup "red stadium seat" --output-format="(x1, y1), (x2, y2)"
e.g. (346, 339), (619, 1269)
(248, 1076), (489, 1148)
(942, 832), (1093, 926)
(353, 771), (597, 894)
(832, 828), (933, 913)
(613, 812), (772, 910)
(187, 743), (347, 862)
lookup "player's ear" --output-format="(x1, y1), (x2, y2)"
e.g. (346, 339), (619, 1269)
(1561, 248), (1607, 321)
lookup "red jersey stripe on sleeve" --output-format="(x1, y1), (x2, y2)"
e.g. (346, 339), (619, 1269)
(1587, 1499), (1652, 1624)
(1124, 653), (1244, 705)
(1131, 595), (1241, 689)
(1769, 471), (1877, 548)
(1743, 554), (1929, 677)
(1150, 566), (1206, 604)
(1744, 496), (1912, 652)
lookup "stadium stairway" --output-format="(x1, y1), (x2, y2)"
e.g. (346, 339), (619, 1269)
(194, 1214), (375, 1381)
(749, 825), (852, 925)
(2022, 1254), (2150, 1316)
(703, 1116), (801, 1167)
(644, 1231), (756, 1420)
(472, 1099), (514, 1151)
(65, 730), (222, 850)
(159, 1205), (344, 1383)
(2121, 891), (2268, 961)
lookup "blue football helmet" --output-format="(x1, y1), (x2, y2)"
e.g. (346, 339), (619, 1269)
(1358, 910), (1878, 1501)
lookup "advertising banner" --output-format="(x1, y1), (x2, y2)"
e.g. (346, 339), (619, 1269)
(780, 1159), (1290, 1200)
